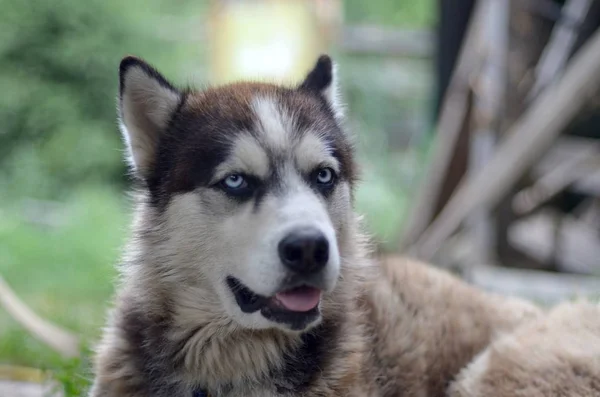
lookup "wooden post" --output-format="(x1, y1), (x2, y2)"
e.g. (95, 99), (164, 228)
(494, 1), (558, 268)
(0, 275), (79, 358)
(399, 0), (487, 250)
(467, 0), (510, 263)
(435, 0), (477, 116)
(528, 0), (593, 101)
(411, 25), (600, 261)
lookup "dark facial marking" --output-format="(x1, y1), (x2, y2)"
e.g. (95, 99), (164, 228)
(252, 177), (272, 212)
(117, 296), (190, 396)
(146, 88), (257, 208)
(273, 315), (340, 393)
(226, 276), (266, 313)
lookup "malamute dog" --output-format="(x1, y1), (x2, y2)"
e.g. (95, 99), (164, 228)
(89, 55), (599, 397)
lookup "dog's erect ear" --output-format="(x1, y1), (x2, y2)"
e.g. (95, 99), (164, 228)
(118, 56), (181, 179)
(299, 55), (344, 121)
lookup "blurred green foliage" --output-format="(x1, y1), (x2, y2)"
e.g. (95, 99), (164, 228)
(0, 0), (199, 200)
(345, 0), (435, 27)
(0, 187), (127, 395)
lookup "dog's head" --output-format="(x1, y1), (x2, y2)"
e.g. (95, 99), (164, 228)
(118, 55), (356, 332)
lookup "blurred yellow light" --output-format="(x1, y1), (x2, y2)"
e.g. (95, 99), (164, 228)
(209, 0), (327, 84)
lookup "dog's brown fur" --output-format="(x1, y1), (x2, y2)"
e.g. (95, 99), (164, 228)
(449, 301), (600, 397)
(359, 256), (541, 396)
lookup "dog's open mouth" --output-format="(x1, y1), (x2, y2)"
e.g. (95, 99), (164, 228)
(226, 276), (322, 330)
(271, 286), (321, 312)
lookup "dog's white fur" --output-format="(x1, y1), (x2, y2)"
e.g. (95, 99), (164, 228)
(321, 63), (344, 121)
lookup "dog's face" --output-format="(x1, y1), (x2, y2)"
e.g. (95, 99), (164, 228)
(118, 55), (356, 332)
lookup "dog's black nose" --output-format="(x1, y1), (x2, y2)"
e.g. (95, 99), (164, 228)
(278, 228), (329, 274)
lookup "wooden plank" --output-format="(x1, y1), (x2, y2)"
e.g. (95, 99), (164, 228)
(574, 169), (600, 196)
(411, 26), (600, 261)
(0, 381), (61, 397)
(467, 0), (510, 263)
(513, 145), (600, 215)
(399, 0), (487, 249)
(494, 0), (556, 267)
(528, 0), (593, 101)
(509, 210), (600, 274)
(529, 137), (600, 196)
(531, 136), (600, 175)
(0, 275), (79, 358)
(464, 263), (600, 306)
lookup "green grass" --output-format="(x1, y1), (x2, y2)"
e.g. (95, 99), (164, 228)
(0, 185), (128, 386)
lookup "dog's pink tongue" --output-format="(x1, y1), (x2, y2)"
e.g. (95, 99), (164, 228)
(275, 287), (321, 312)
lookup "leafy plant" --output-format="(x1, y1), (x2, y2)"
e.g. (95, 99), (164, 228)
(0, 0), (197, 201)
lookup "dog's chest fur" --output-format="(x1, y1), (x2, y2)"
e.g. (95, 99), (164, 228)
(95, 277), (373, 397)
(96, 286), (375, 397)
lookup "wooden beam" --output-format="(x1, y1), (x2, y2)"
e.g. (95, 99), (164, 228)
(399, 0), (487, 249)
(0, 274), (80, 358)
(411, 26), (600, 261)
(513, 144), (599, 215)
(463, 263), (600, 306)
(467, 0), (510, 263)
(528, 0), (593, 101)
(509, 210), (600, 274)
(493, 0), (556, 267)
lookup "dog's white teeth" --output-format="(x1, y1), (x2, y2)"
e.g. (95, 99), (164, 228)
(274, 287), (321, 312)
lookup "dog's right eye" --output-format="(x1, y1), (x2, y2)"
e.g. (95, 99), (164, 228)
(218, 174), (255, 198)
(223, 174), (246, 189)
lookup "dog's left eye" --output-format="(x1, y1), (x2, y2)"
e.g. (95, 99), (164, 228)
(311, 167), (336, 190)
(316, 168), (334, 184)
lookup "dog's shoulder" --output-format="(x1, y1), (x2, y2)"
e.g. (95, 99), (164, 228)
(359, 256), (541, 396)
(370, 256), (540, 334)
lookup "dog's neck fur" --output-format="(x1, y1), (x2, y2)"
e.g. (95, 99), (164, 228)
(116, 198), (373, 396)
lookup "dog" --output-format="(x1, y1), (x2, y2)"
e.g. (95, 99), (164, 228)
(89, 55), (597, 396)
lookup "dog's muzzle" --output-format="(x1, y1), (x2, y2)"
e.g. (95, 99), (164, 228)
(227, 227), (333, 330)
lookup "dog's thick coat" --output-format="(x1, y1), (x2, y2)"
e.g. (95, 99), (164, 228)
(90, 55), (598, 397)
(449, 301), (600, 397)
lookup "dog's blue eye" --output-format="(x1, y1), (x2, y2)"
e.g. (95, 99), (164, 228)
(223, 174), (246, 189)
(219, 174), (257, 200)
(316, 168), (334, 184)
